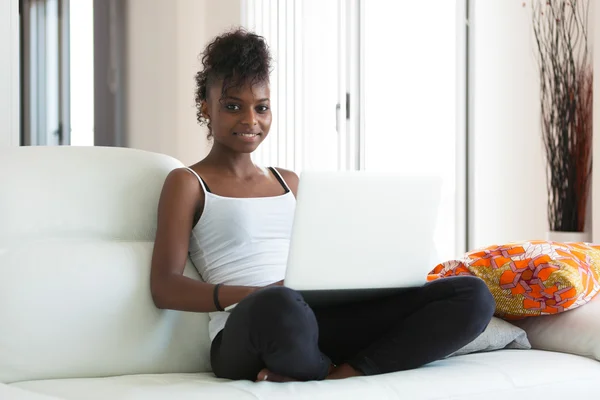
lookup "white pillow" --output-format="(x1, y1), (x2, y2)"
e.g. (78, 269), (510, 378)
(511, 294), (600, 361)
(449, 317), (531, 357)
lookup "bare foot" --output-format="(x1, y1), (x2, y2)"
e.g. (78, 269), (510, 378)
(325, 363), (364, 380)
(256, 368), (297, 383)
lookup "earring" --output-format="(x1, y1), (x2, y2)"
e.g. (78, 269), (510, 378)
(200, 115), (210, 125)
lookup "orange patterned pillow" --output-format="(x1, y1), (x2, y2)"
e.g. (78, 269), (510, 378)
(428, 241), (600, 318)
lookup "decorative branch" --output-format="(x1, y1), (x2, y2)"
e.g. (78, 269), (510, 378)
(530, 0), (593, 232)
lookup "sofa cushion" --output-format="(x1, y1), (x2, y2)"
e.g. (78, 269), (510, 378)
(0, 146), (183, 244)
(10, 350), (600, 400)
(0, 240), (211, 383)
(449, 317), (530, 357)
(0, 147), (213, 383)
(0, 383), (63, 400)
(513, 291), (600, 361)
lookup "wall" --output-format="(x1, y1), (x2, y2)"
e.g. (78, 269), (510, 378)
(126, 0), (241, 165)
(469, 0), (548, 248)
(0, 0), (19, 147)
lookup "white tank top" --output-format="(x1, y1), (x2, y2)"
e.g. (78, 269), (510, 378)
(185, 167), (296, 341)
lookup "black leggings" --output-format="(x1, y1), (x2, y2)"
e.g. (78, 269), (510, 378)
(210, 276), (495, 381)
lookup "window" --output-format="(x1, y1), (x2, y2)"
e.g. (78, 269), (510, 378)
(242, 0), (360, 173)
(21, 0), (118, 147)
(21, 0), (70, 146)
(69, 0), (94, 146)
(361, 0), (464, 260)
(244, 0), (466, 260)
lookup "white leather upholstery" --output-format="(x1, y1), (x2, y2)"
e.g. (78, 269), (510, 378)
(2, 146), (600, 399)
(10, 350), (600, 400)
(513, 293), (600, 361)
(1, 146), (179, 243)
(0, 383), (63, 400)
(0, 147), (211, 384)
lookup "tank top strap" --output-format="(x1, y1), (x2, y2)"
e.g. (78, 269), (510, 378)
(268, 167), (291, 193)
(185, 167), (211, 193)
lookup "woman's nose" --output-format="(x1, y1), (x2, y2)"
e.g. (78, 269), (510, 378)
(241, 109), (258, 126)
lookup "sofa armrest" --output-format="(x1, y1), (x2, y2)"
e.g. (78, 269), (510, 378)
(0, 383), (64, 400)
(512, 294), (600, 361)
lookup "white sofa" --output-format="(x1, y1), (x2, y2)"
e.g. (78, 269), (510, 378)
(1, 146), (599, 400)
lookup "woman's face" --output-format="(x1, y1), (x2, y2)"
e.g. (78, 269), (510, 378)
(202, 79), (272, 154)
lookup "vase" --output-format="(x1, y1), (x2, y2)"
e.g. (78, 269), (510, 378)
(546, 230), (591, 243)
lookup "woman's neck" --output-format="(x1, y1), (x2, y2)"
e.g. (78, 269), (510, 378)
(203, 143), (258, 178)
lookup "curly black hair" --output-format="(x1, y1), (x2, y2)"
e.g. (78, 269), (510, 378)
(195, 28), (272, 138)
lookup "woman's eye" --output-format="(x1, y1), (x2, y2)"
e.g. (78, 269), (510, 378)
(257, 105), (270, 112)
(226, 104), (240, 111)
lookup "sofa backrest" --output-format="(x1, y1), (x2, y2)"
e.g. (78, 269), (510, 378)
(0, 146), (211, 384)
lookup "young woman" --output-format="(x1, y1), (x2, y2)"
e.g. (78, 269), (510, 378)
(150, 28), (495, 382)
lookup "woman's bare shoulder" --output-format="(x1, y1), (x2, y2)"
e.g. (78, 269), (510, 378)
(273, 167), (299, 196)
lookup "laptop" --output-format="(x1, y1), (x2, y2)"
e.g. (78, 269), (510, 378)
(283, 170), (442, 307)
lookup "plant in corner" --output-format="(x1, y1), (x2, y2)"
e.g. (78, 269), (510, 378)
(530, 0), (593, 241)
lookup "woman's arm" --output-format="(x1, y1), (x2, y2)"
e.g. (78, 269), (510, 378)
(150, 168), (258, 312)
